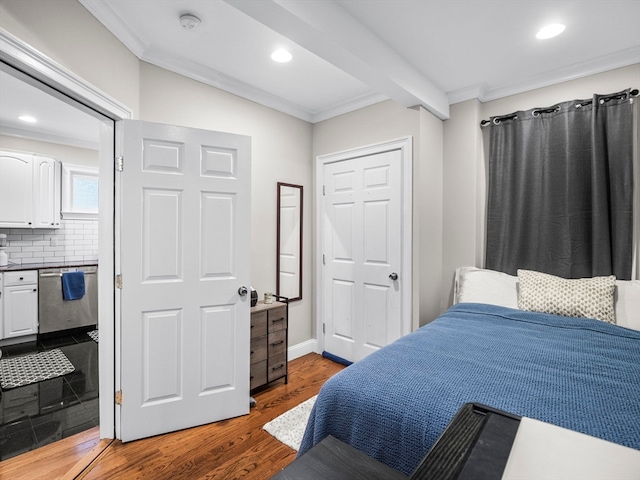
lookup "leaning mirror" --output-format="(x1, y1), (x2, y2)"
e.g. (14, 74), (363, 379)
(277, 182), (303, 302)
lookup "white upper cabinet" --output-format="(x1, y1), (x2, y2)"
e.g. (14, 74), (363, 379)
(0, 152), (33, 227)
(33, 155), (61, 228)
(0, 151), (61, 229)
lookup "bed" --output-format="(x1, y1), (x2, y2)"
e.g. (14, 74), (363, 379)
(298, 268), (640, 475)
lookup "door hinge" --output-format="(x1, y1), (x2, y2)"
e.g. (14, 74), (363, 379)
(322, 323), (326, 334)
(323, 185), (325, 196)
(115, 390), (123, 405)
(115, 274), (123, 289)
(116, 156), (124, 172)
(322, 254), (325, 265)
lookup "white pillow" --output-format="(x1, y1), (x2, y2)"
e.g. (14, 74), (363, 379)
(454, 266), (640, 331)
(454, 266), (518, 309)
(615, 279), (640, 331)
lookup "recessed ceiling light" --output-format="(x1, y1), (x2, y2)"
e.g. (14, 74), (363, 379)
(271, 49), (292, 63)
(536, 24), (565, 39)
(18, 115), (37, 123)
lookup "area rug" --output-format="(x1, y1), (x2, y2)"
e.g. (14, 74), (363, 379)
(87, 329), (99, 343)
(0, 349), (75, 390)
(263, 395), (317, 451)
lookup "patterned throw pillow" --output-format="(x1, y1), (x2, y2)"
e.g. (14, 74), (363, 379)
(517, 269), (616, 323)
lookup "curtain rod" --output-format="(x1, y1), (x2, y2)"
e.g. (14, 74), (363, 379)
(479, 88), (639, 127)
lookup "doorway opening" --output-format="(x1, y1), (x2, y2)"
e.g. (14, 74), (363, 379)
(0, 30), (127, 459)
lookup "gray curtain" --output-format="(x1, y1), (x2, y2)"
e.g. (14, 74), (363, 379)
(486, 89), (634, 280)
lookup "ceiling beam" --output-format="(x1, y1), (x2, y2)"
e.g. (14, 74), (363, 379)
(224, 0), (450, 120)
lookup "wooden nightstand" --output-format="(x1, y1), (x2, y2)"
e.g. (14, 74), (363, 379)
(250, 299), (288, 391)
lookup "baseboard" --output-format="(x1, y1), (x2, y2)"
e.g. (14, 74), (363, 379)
(288, 339), (318, 361)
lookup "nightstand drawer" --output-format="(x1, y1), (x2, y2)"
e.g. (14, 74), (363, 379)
(250, 361), (267, 390)
(268, 329), (286, 356)
(251, 335), (268, 363)
(251, 311), (267, 338)
(268, 353), (287, 382)
(268, 307), (287, 333)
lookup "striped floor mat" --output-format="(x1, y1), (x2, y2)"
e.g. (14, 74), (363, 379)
(0, 349), (75, 390)
(87, 329), (99, 343)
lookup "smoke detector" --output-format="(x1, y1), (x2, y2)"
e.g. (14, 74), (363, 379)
(180, 14), (201, 31)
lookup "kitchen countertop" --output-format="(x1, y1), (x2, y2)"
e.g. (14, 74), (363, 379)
(0, 261), (98, 272)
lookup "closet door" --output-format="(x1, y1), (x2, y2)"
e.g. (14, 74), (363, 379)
(118, 119), (251, 442)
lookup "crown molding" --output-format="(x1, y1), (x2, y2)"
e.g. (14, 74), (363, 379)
(0, 126), (99, 150)
(448, 46), (640, 105)
(311, 91), (388, 123)
(0, 28), (132, 120)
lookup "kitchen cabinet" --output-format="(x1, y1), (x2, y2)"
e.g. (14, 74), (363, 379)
(0, 151), (61, 229)
(2, 270), (38, 339)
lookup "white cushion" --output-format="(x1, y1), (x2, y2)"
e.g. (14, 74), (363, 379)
(615, 279), (640, 331)
(454, 266), (518, 309)
(454, 266), (639, 331)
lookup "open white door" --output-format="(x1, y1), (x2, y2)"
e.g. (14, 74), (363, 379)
(117, 119), (251, 442)
(321, 143), (410, 363)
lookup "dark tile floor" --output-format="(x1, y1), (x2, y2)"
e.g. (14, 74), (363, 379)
(0, 327), (99, 461)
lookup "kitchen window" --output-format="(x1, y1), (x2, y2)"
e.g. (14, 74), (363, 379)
(61, 164), (99, 219)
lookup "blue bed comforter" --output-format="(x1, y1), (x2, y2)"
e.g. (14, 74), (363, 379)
(298, 303), (640, 475)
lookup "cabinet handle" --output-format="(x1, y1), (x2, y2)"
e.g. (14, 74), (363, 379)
(271, 365), (285, 371)
(271, 317), (285, 323)
(270, 340), (284, 347)
(250, 351), (255, 355)
(33, 288), (37, 292)
(19, 277), (24, 280)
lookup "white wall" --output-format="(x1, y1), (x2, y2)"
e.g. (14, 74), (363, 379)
(442, 64), (640, 307)
(0, 0), (140, 117)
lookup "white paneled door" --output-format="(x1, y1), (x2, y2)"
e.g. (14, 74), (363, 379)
(322, 145), (407, 363)
(118, 120), (251, 442)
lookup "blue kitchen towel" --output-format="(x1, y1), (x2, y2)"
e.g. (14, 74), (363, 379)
(62, 271), (85, 300)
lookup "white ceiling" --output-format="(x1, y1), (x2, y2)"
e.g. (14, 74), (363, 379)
(1, 0), (639, 148)
(80, 0), (640, 122)
(0, 69), (101, 149)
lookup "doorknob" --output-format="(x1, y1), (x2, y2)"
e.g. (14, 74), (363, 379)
(238, 286), (248, 296)
(389, 273), (398, 281)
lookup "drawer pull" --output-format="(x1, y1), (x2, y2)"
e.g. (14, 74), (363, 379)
(271, 365), (285, 371)
(271, 317), (285, 323)
(250, 351), (255, 355)
(270, 340), (284, 347)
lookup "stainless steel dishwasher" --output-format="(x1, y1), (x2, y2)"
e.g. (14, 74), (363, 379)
(38, 266), (98, 334)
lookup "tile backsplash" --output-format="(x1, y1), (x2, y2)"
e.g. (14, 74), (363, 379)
(0, 218), (98, 265)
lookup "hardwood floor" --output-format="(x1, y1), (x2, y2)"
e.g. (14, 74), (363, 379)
(0, 353), (345, 480)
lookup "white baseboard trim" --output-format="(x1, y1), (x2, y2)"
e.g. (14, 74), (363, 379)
(288, 339), (318, 361)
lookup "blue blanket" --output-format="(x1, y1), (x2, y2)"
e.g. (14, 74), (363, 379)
(299, 303), (640, 475)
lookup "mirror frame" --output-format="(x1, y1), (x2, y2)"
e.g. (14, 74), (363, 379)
(276, 182), (303, 302)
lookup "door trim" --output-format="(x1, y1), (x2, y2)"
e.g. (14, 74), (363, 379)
(1, 29), (133, 440)
(315, 137), (413, 354)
